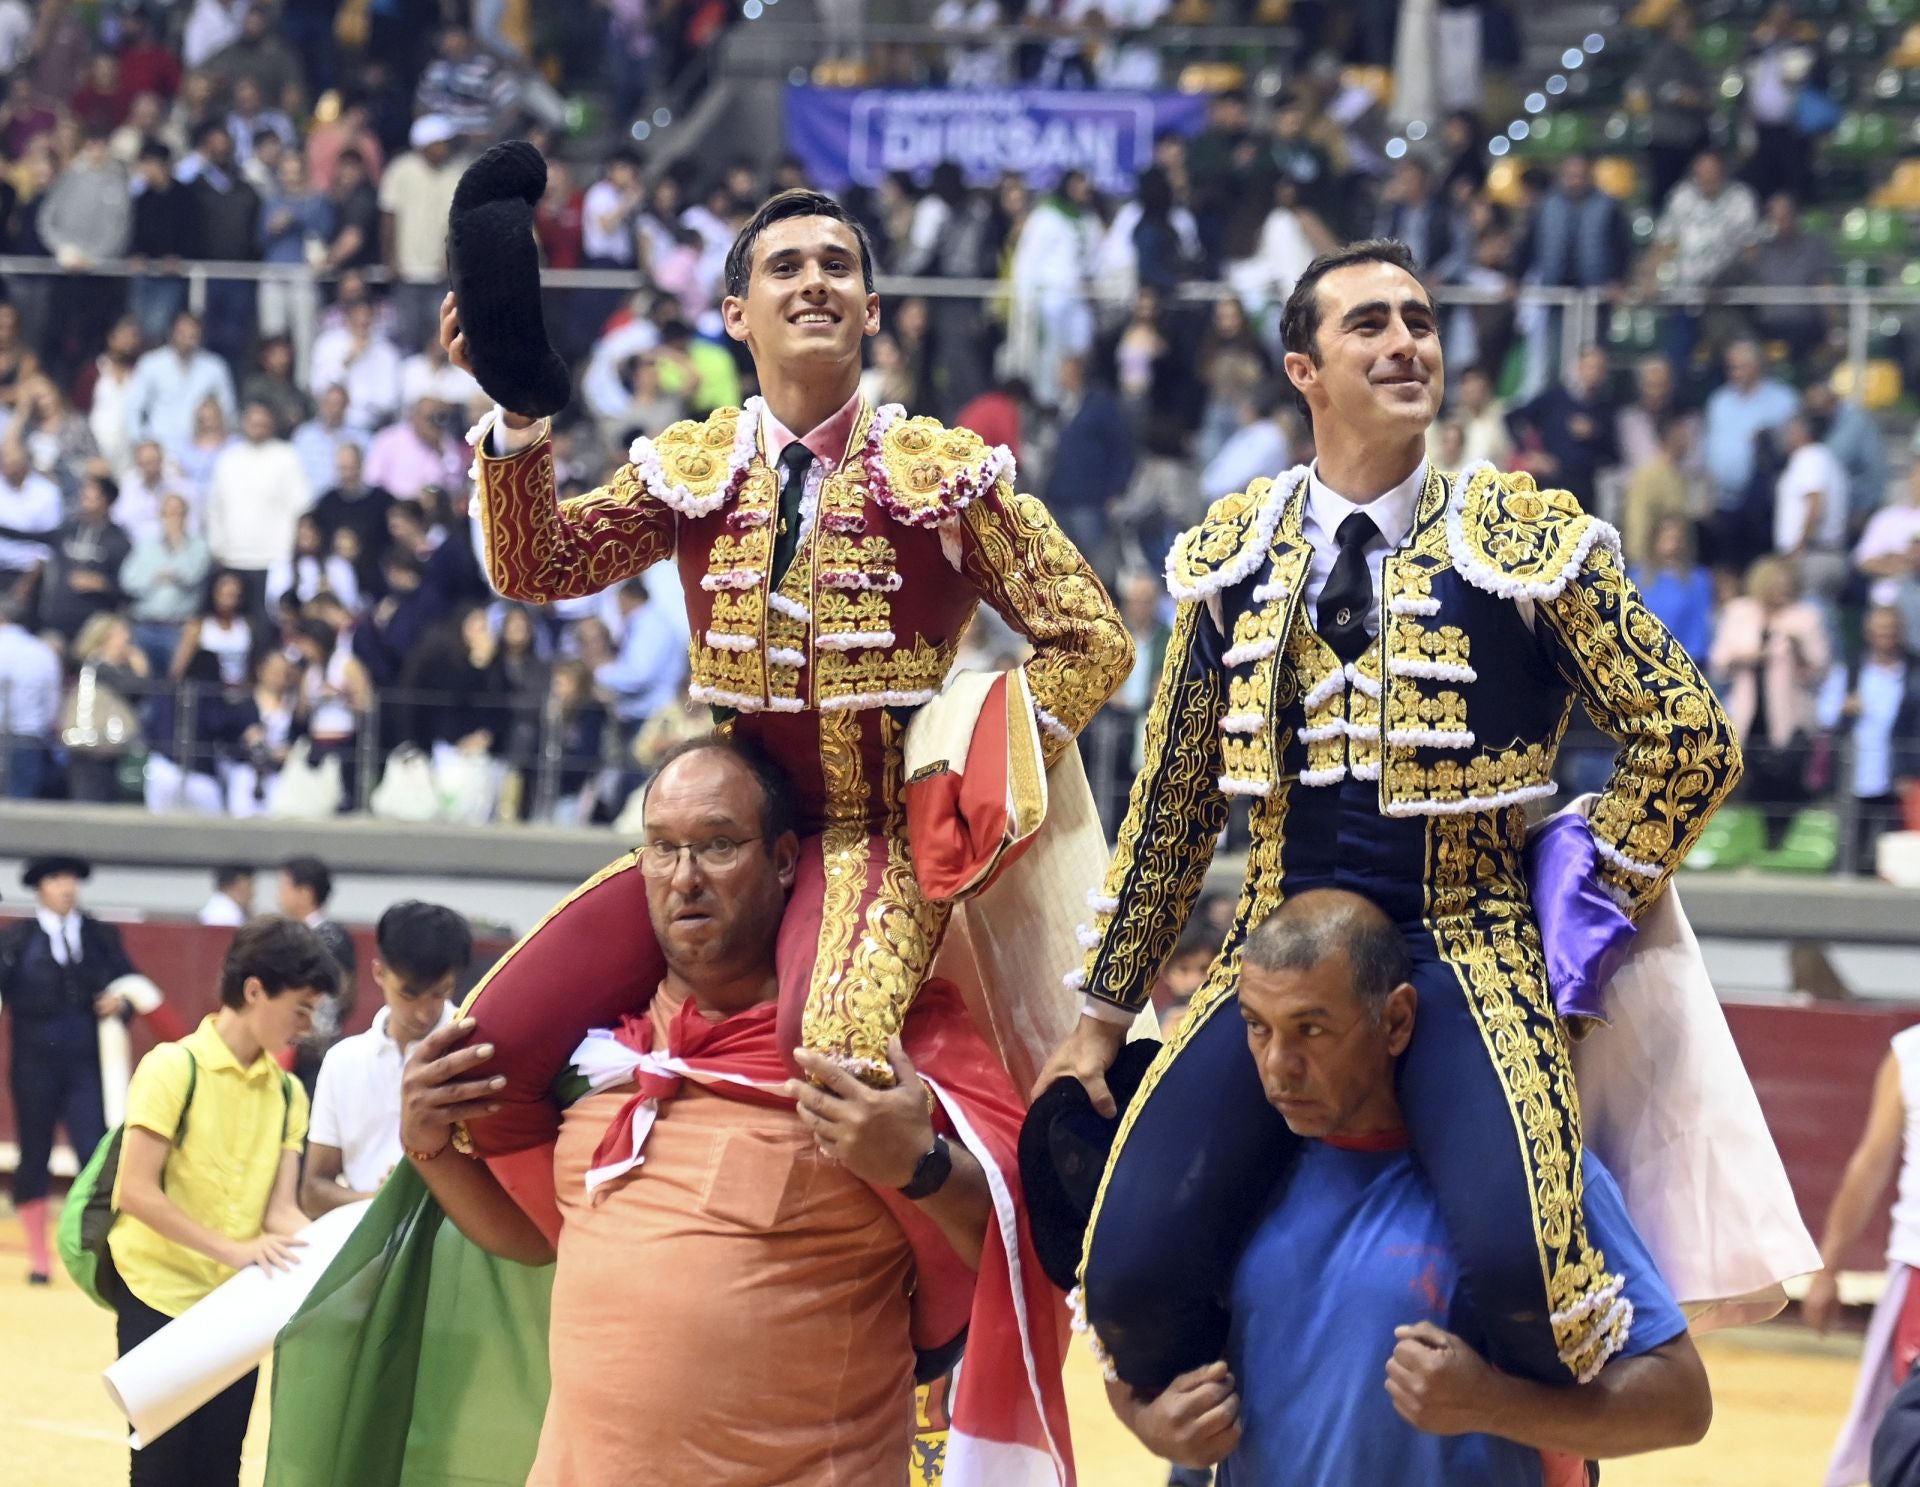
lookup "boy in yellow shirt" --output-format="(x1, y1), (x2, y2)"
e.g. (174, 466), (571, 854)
(108, 918), (339, 1487)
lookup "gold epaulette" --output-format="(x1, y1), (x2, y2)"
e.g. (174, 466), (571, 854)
(1165, 469), (1305, 603)
(628, 405), (748, 517)
(1445, 464), (1621, 602)
(871, 410), (1016, 527)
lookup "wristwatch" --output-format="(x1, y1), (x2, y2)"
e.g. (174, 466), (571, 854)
(897, 1134), (953, 1200)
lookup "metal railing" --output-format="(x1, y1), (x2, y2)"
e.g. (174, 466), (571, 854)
(0, 254), (1902, 392)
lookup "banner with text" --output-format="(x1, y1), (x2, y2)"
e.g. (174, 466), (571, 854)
(784, 87), (1211, 196)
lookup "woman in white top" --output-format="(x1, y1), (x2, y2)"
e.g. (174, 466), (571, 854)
(1811, 1024), (1920, 1486)
(169, 570), (254, 686)
(268, 513), (361, 613)
(224, 648), (300, 817)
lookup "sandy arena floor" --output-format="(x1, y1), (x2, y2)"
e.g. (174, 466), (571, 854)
(0, 1207), (1867, 1486)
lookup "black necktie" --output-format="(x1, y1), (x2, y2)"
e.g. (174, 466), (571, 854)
(771, 442), (813, 590)
(1317, 512), (1379, 662)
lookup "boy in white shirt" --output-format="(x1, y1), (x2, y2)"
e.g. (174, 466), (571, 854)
(301, 901), (472, 1214)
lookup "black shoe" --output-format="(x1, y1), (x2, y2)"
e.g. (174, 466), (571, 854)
(27, 1270), (50, 1286)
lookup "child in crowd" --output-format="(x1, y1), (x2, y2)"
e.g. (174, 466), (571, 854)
(108, 918), (338, 1487)
(1155, 927), (1219, 1040)
(303, 901), (474, 1214)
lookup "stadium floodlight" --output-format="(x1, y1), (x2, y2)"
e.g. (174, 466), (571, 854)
(1407, 120), (1429, 141)
(632, 121), (653, 140)
(654, 107), (673, 126)
(1386, 138), (1408, 159)
(1584, 33), (1604, 52)
(1546, 74), (1568, 94)
(1508, 120), (1530, 140)
(1525, 92), (1547, 113)
(1562, 48), (1584, 68)
(1490, 137), (1511, 156)
(743, 0), (763, 16)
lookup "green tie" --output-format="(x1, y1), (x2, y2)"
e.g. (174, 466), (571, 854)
(771, 442), (813, 590)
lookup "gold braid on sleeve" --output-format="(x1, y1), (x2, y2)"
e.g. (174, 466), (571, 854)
(1537, 542), (1743, 917)
(475, 440), (676, 603)
(957, 480), (1134, 763)
(1076, 601), (1229, 1013)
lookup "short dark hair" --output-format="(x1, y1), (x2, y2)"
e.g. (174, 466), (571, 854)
(1278, 238), (1427, 424)
(724, 189), (877, 301)
(219, 917), (339, 1007)
(215, 863), (254, 892)
(1241, 890), (1413, 1022)
(138, 140), (172, 165)
(643, 735), (800, 845)
(281, 854), (333, 907)
(375, 901), (473, 991)
(1170, 925), (1217, 968)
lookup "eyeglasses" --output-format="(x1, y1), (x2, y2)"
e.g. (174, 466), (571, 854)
(638, 836), (767, 876)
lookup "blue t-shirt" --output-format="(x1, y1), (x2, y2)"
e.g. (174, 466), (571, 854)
(1220, 1141), (1685, 1487)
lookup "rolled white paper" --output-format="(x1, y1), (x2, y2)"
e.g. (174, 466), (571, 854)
(97, 1017), (133, 1130)
(103, 1200), (371, 1447)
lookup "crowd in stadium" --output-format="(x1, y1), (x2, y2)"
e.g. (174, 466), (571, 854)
(0, 0), (1911, 870)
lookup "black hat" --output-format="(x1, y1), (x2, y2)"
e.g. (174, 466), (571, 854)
(1017, 1038), (1164, 1293)
(23, 854), (92, 888)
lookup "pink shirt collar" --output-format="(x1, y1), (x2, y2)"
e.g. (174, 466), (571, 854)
(759, 387), (866, 469)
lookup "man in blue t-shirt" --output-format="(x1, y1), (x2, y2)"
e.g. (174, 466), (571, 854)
(1105, 889), (1713, 1486)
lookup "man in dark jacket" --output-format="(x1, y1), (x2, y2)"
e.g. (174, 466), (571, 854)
(0, 855), (155, 1283)
(42, 471), (133, 641)
(1044, 354), (1135, 571)
(130, 141), (194, 345)
(183, 121), (261, 372)
(1507, 344), (1621, 508)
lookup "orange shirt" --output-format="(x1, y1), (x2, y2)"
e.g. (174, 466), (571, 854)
(531, 988), (917, 1487)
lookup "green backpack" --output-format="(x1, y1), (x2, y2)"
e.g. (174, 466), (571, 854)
(58, 1045), (293, 1311)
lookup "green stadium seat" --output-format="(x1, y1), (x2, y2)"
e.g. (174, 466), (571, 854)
(1694, 22), (1740, 65)
(1755, 811), (1839, 873)
(1873, 0), (1920, 24)
(1682, 808), (1765, 871)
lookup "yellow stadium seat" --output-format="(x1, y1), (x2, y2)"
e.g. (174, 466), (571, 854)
(812, 59), (871, 86)
(1177, 62), (1246, 94)
(1343, 66), (1394, 106)
(1168, 0), (1214, 20)
(1485, 158), (1528, 207)
(1595, 156), (1640, 200)
(1627, 0), (1682, 27)
(1832, 359), (1904, 411)
(1252, 0), (1290, 22)
(1873, 160), (1920, 210)
(1895, 23), (1920, 68)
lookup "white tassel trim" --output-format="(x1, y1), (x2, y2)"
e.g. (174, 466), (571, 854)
(1296, 721), (1347, 745)
(768, 592), (812, 622)
(1381, 780), (1559, 816)
(1088, 891), (1120, 914)
(1222, 636), (1280, 668)
(1062, 968), (1087, 991)
(820, 570), (904, 591)
(1218, 712), (1266, 735)
(1551, 1269), (1628, 1330)
(1219, 775), (1274, 797)
(1352, 759), (1381, 781)
(819, 688), (938, 711)
(687, 683), (804, 714)
(1165, 466), (1308, 602)
(1386, 727), (1475, 749)
(1591, 833), (1664, 880)
(1388, 658), (1479, 683)
(1445, 461), (1623, 602)
(767, 646), (807, 668)
(1076, 924), (1102, 950)
(1344, 722), (1381, 743)
(703, 631), (758, 652)
(1251, 577), (1291, 604)
(1570, 1296), (1634, 1384)
(1301, 669), (1347, 712)
(1389, 595), (1442, 616)
(1068, 1287), (1121, 1383)
(816, 629), (896, 650)
(630, 397), (763, 519)
(1298, 765), (1347, 788)
(1035, 704), (1073, 744)
(700, 570), (762, 591)
(1344, 664), (1382, 699)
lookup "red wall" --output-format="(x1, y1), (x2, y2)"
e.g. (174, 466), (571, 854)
(0, 916), (514, 1154)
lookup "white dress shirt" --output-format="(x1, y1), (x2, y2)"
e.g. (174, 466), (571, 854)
(1302, 460), (1426, 635)
(310, 1002), (456, 1191)
(35, 907), (84, 965)
(0, 622), (61, 737)
(198, 891), (249, 927)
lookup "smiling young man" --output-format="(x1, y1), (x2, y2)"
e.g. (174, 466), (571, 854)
(1035, 239), (1741, 1398)
(440, 188), (1131, 1164)
(1106, 891), (1712, 1487)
